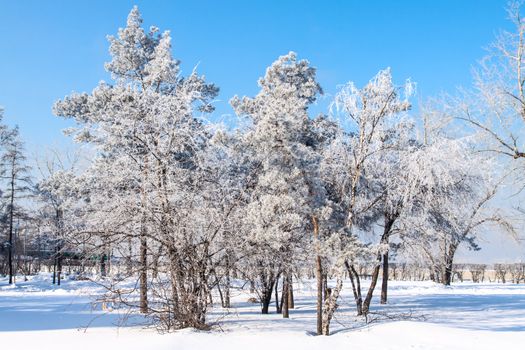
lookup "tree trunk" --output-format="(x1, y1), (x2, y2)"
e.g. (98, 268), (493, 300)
(126, 237), (133, 276)
(7, 167), (15, 285)
(288, 274), (294, 309)
(261, 282), (274, 314)
(139, 235), (148, 313)
(345, 261), (363, 315)
(57, 245), (62, 286)
(380, 249), (389, 304)
(139, 156), (149, 313)
(275, 275), (281, 313)
(52, 253), (57, 285)
(313, 216), (323, 335)
(362, 263), (380, 315)
(362, 215), (395, 314)
(322, 273), (329, 301)
(216, 275), (224, 307)
(443, 263), (452, 286)
(223, 273), (231, 308)
(100, 253), (107, 278)
(259, 267), (276, 315)
(223, 255), (231, 308)
(442, 243), (457, 286)
(282, 274), (289, 318)
(152, 246), (162, 279)
(321, 277), (343, 335)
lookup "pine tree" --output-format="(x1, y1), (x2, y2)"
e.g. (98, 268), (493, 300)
(0, 128), (31, 284)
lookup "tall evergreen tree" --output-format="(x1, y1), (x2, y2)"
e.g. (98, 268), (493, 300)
(0, 128), (32, 284)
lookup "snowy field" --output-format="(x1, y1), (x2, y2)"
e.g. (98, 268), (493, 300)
(1, 274), (524, 350)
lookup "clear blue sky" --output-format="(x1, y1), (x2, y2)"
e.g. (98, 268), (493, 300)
(0, 0), (511, 152)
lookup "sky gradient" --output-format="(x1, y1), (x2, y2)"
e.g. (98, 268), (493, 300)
(0, 0), (512, 150)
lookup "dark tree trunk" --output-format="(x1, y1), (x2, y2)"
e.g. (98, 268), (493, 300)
(261, 282), (274, 314)
(139, 235), (148, 313)
(275, 274), (281, 313)
(288, 274), (294, 309)
(57, 245), (62, 286)
(380, 249), (389, 304)
(442, 243), (457, 286)
(362, 263), (380, 315)
(52, 253), (57, 285)
(259, 266), (277, 315)
(7, 167), (15, 285)
(322, 273), (329, 301)
(139, 157), (149, 313)
(282, 274), (289, 318)
(362, 215), (395, 314)
(345, 261), (363, 315)
(100, 253), (107, 278)
(443, 264), (452, 286)
(126, 237), (133, 276)
(313, 216), (323, 335)
(223, 254), (231, 308)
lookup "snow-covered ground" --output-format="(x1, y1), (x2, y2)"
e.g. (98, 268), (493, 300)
(1, 274), (524, 349)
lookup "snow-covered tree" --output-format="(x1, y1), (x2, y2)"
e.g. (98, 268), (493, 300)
(34, 150), (83, 285)
(0, 128), (32, 284)
(230, 52), (326, 318)
(456, 1), (525, 187)
(401, 117), (515, 285)
(53, 6), (222, 329)
(318, 68), (413, 333)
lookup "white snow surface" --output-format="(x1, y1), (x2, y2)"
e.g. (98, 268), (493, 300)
(1, 274), (524, 350)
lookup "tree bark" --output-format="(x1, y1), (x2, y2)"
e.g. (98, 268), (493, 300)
(345, 261), (363, 315)
(139, 234), (148, 313)
(223, 273), (231, 309)
(57, 245), (62, 286)
(100, 253), (107, 278)
(216, 275), (224, 307)
(126, 237), (133, 276)
(259, 267), (276, 314)
(288, 274), (294, 309)
(362, 215), (395, 314)
(313, 216), (323, 335)
(442, 243), (457, 286)
(139, 155), (149, 313)
(223, 254), (231, 308)
(282, 274), (289, 318)
(275, 274), (281, 313)
(380, 249), (389, 304)
(52, 252), (57, 285)
(362, 263), (380, 315)
(321, 277), (343, 335)
(7, 163), (15, 285)
(261, 282), (274, 314)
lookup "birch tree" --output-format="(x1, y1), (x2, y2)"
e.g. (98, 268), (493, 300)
(318, 69), (413, 334)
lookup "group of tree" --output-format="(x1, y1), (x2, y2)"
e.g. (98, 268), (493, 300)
(2, 3), (524, 336)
